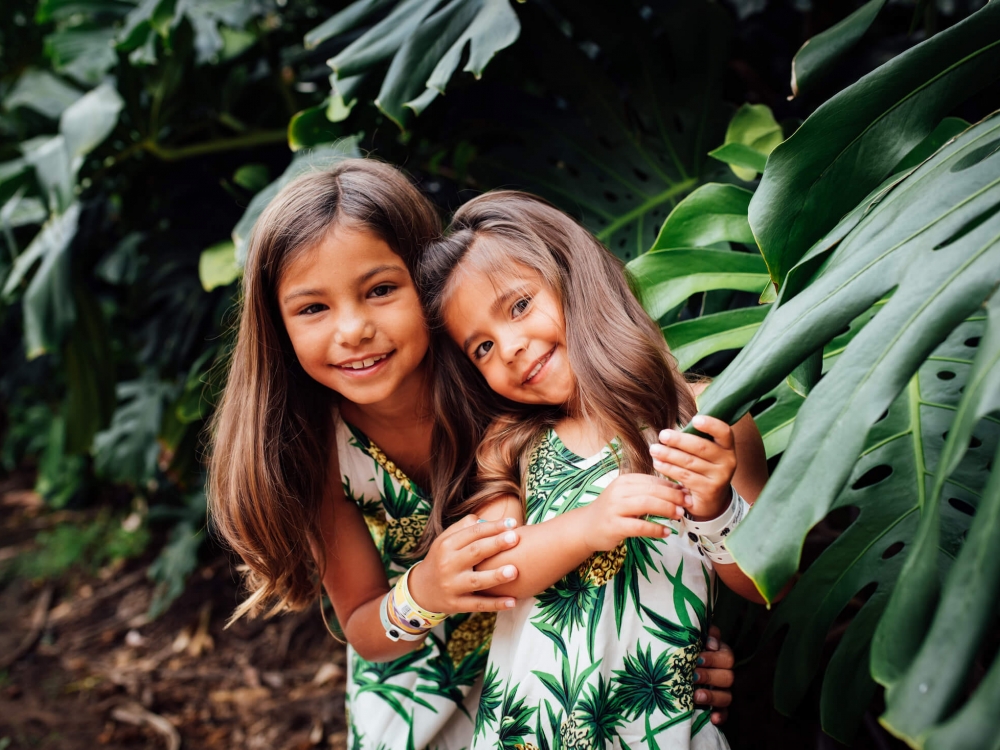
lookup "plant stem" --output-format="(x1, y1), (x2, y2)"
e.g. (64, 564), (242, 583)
(142, 130), (288, 161)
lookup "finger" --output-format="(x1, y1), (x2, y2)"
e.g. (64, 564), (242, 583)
(446, 516), (518, 552)
(693, 668), (734, 689)
(709, 625), (722, 640)
(452, 594), (518, 613)
(694, 688), (731, 709)
(463, 529), (520, 566)
(649, 444), (716, 475)
(696, 647), (734, 671)
(657, 429), (729, 464)
(710, 709), (729, 725)
(619, 518), (672, 539)
(436, 514), (480, 541)
(622, 496), (685, 521)
(466, 564), (519, 591)
(691, 415), (735, 450)
(649, 460), (717, 492)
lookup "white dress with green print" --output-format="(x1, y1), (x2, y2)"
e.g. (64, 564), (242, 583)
(471, 429), (729, 750)
(337, 415), (495, 750)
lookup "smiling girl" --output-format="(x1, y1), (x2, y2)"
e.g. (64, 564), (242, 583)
(208, 161), (736, 749)
(420, 191), (772, 749)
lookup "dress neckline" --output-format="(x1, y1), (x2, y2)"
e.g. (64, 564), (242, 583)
(342, 418), (428, 499)
(548, 427), (616, 463)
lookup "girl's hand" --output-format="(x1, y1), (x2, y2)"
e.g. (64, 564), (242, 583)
(407, 515), (522, 614)
(650, 415), (737, 522)
(694, 626), (735, 725)
(582, 474), (688, 552)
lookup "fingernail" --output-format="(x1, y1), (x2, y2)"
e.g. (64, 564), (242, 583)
(693, 671), (701, 682)
(693, 415), (706, 427)
(502, 565), (516, 578)
(707, 636), (720, 650)
(503, 531), (517, 543)
(695, 690), (707, 703)
(659, 429), (674, 441)
(696, 657), (705, 666)
(505, 599), (516, 608)
(477, 519), (488, 524)
(676, 507), (685, 519)
(504, 517), (517, 528)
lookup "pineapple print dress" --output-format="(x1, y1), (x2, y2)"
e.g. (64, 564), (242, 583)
(337, 415), (495, 750)
(471, 429), (729, 750)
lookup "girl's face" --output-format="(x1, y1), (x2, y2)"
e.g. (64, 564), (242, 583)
(277, 225), (430, 407)
(443, 262), (575, 407)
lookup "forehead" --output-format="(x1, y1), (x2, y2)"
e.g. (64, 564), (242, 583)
(278, 224), (407, 288)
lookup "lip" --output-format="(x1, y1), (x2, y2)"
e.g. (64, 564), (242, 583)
(522, 346), (556, 385)
(334, 350), (394, 375)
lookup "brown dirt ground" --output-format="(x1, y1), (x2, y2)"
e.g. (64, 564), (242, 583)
(0, 487), (908, 750)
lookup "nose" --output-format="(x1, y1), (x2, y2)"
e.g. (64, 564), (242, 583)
(497, 328), (527, 364)
(334, 305), (375, 347)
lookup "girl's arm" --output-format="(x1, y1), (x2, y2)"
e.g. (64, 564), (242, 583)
(472, 474), (689, 598)
(316, 455), (524, 662)
(651, 412), (782, 604)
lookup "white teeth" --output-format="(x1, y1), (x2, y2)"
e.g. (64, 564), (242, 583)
(527, 362), (542, 381)
(344, 354), (387, 369)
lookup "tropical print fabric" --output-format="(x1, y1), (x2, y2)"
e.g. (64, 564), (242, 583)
(471, 429), (728, 750)
(336, 416), (493, 750)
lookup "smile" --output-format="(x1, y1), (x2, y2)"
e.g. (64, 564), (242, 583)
(523, 347), (555, 384)
(336, 352), (391, 370)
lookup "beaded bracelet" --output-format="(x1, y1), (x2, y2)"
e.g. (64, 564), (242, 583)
(684, 486), (750, 564)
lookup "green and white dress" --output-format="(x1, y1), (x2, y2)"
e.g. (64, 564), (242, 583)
(471, 429), (728, 750)
(337, 415), (495, 750)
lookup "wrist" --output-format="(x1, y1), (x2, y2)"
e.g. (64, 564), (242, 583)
(690, 488), (734, 523)
(568, 504), (602, 553)
(405, 560), (441, 613)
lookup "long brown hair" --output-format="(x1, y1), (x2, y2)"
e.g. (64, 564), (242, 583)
(420, 191), (697, 520)
(208, 159), (440, 621)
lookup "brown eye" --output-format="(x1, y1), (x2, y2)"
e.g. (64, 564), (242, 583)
(474, 341), (494, 360)
(370, 284), (394, 298)
(512, 297), (530, 317)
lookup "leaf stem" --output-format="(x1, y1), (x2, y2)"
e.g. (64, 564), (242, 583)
(142, 130), (288, 161)
(596, 178), (698, 242)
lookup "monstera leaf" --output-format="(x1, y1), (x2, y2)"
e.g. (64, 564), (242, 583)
(306, 0), (520, 129)
(751, 2), (1000, 286)
(475, 0), (733, 260)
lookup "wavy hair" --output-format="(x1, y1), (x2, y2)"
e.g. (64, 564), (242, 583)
(208, 159), (440, 621)
(420, 191), (697, 519)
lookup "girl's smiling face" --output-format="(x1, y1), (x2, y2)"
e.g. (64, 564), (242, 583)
(443, 262), (576, 407)
(278, 224), (430, 407)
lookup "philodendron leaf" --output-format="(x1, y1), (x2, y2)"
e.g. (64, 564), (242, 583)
(754, 318), (992, 744)
(651, 183), (755, 251)
(662, 305), (768, 372)
(232, 136), (362, 265)
(3, 68), (82, 119)
(750, 2), (1000, 288)
(198, 241), (240, 291)
(317, 0), (519, 128)
(707, 104), (782, 181)
(374, 0), (520, 128)
(699, 113), (1000, 601)
(789, 0), (888, 98)
(60, 82), (124, 174)
(875, 292), (1000, 746)
(627, 249), (769, 321)
(43, 27), (118, 87)
(93, 377), (175, 484)
(892, 117), (970, 174)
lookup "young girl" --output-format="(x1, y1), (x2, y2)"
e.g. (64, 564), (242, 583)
(420, 191), (770, 749)
(207, 161), (736, 750)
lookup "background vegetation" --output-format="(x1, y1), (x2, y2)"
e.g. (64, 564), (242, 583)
(1, 0), (997, 747)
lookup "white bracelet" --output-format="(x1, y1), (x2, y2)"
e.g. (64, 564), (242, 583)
(379, 592), (425, 642)
(684, 486), (750, 564)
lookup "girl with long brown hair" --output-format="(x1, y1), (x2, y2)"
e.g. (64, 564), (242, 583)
(421, 191), (771, 749)
(208, 160), (736, 750)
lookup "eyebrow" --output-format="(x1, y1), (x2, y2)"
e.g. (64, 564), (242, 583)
(281, 264), (406, 305)
(461, 286), (521, 353)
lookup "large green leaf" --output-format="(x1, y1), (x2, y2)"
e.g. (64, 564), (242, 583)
(706, 104), (782, 182)
(627, 249), (769, 321)
(93, 377), (175, 484)
(662, 306), (768, 373)
(231, 136), (362, 265)
(704, 114), (1000, 600)
(789, 0), (887, 98)
(475, 0), (732, 260)
(650, 183), (755, 251)
(60, 82), (124, 174)
(3, 68), (82, 119)
(43, 27), (118, 86)
(311, 0), (519, 129)
(753, 318), (991, 743)
(874, 292), (1000, 746)
(749, 3), (1000, 286)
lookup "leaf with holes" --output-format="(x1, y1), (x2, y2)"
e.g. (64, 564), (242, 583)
(873, 292), (1000, 746)
(474, 0), (732, 260)
(754, 318), (993, 743)
(702, 113), (1000, 600)
(750, 2), (1000, 287)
